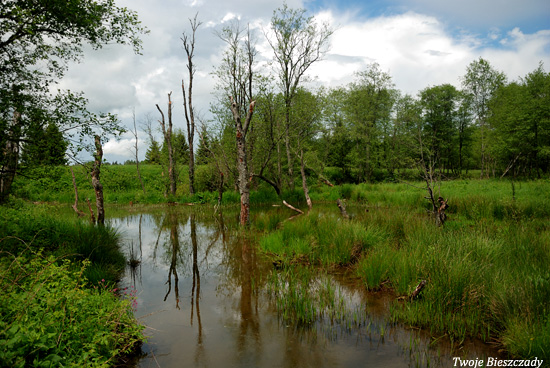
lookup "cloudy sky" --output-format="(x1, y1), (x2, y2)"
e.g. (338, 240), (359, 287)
(59, 0), (550, 163)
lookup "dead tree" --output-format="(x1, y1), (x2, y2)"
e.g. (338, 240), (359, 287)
(182, 14), (202, 195)
(156, 92), (176, 197)
(283, 200), (304, 215)
(91, 135), (105, 226)
(70, 167), (85, 217)
(230, 96), (255, 226)
(130, 109), (146, 195)
(218, 22), (256, 226)
(417, 127), (449, 226)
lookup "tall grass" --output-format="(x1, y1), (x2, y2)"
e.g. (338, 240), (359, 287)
(0, 201), (126, 283)
(260, 210), (387, 267)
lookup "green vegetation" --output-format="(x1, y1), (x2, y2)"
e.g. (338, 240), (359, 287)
(258, 179), (550, 360)
(0, 254), (143, 367)
(0, 201), (145, 366)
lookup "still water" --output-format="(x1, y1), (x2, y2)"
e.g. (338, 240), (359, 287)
(111, 206), (499, 368)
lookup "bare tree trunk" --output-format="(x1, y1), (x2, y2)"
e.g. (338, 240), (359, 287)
(182, 14), (201, 196)
(276, 140), (283, 190)
(230, 97), (255, 226)
(217, 171), (224, 207)
(284, 108), (294, 190)
(156, 92), (176, 197)
(91, 135), (105, 226)
(70, 167), (85, 217)
(220, 23), (256, 226)
(299, 148), (312, 211)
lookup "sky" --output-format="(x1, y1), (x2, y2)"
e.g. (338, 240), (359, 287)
(58, 0), (550, 163)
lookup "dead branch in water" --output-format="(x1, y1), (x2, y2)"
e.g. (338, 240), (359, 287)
(282, 200), (304, 214)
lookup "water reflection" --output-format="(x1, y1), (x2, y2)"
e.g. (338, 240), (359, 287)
(112, 207), (501, 368)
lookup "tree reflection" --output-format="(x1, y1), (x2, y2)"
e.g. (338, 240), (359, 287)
(163, 211), (181, 309)
(238, 237), (261, 353)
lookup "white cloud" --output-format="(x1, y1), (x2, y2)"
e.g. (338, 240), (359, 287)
(308, 10), (549, 94)
(307, 11), (476, 93)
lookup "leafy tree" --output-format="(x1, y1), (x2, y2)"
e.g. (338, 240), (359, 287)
(320, 87), (355, 182)
(461, 58), (506, 177)
(0, 0), (146, 202)
(290, 88), (323, 209)
(419, 84), (460, 174)
(343, 63), (395, 181)
(267, 4), (333, 188)
(390, 93), (422, 176)
(489, 63), (550, 176)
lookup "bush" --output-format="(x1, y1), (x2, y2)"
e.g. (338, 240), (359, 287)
(0, 253), (144, 367)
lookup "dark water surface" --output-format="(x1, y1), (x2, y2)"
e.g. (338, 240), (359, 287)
(111, 206), (499, 368)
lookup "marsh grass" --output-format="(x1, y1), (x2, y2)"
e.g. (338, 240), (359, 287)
(260, 210), (387, 267)
(260, 179), (550, 360)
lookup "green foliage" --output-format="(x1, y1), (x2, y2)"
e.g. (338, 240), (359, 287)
(144, 139), (161, 164)
(489, 63), (550, 175)
(195, 125), (211, 165)
(0, 202), (127, 283)
(21, 122), (68, 167)
(194, 164), (218, 192)
(0, 253), (144, 367)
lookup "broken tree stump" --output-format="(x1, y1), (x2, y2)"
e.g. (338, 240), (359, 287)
(409, 280), (427, 300)
(336, 198), (350, 219)
(437, 197), (449, 226)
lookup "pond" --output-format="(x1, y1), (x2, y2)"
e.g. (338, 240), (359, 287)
(111, 205), (500, 368)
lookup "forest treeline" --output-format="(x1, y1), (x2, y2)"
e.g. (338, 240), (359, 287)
(140, 58), (550, 194)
